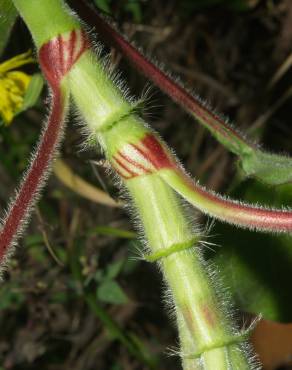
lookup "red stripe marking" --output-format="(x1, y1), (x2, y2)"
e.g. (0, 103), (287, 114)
(113, 134), (176, 180)
(57, 34), (65, 76)
(118, 150), (152, 174)
(68, 30), (77, 70)
(133, 134), (174, 170)
(114, 167), (132, 180)
(77, 30), (89, 60)
(39, 29), (89, 88)
(113, 154), (138, 178)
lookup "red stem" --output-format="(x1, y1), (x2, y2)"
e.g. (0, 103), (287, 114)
(0, 29), (89, 266)
(69, 0), (252, 154)
(179, 174), (292, 233)
(0, 88), (66, 262)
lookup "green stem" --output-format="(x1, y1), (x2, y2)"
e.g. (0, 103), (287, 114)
(12, 0), (80, 48)
(12, 0), (255, 368)
(111, 142), (252, 369)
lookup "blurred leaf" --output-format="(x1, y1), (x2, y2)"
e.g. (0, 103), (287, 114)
(105, 259), (125, 280)
(0, 121), (38, 177)
(125, 1), (142, 22)
(25, 233), (44, 246)
(51, 291), (68, 303)
(0, 284), (25, 310)
(128, 333), (159, 368)
(54, 159), (119, 207)
(28, 247), (47, 263)
(122, 255), (140, 275)
(181, 0), (223, 9)
(209, 179), (292, 322)
(55, 248), (68, 264)
(226, 0), (259, 11)
(89, 225), (136, 239)
(93, 0), (143, 21)
(93, 0), (111, 13)
(15, 73), (44, 115)
(93, 269), (104, 283)
(110, 364), (123, 370)
(179, 0), (258, 11)
(0, 0), (18, 55)
(97, 280), (128, 304)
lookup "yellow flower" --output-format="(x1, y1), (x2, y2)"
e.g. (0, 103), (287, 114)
(0, 51), (34, 125)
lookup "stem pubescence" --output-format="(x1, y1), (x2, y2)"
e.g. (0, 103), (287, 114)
(0, 87), (67, 267)
(70, 0), (292, 187)
(69, 0), (253, 158)
(109, 132), (292, 233)
(0, 27), (89, 268)
(5, 1), (273, 368)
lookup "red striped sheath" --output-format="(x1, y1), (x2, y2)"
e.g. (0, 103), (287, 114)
(112, 134), (176, 180)
(39, 28), (89, 88)
(0, 29), (89, 266)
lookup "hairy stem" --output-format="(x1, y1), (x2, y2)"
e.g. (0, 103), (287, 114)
(68, 0), (292, 187)
(161, 168), (292, 233)
(11, 0), (258, 368)
(68, 0), (252, 158)
(69, 44), (254, 369)
(0, 0), (89, 270)
(0, 84), (68, 269)
(127, 174), (251, 369)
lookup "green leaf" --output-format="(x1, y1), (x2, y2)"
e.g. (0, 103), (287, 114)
(208, 179), (292, 322)
(16, 73), (44, 115)
(0, 0), (18, 55)
(97, 280), (128, 304)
